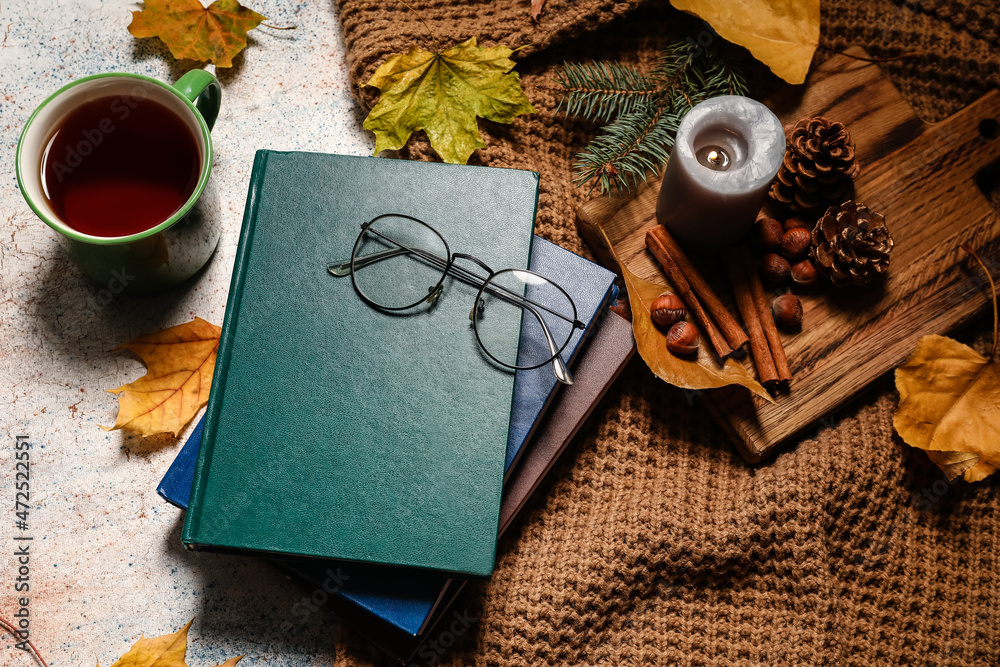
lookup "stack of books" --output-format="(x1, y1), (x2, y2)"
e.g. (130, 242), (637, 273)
(156, 151), (635, 662)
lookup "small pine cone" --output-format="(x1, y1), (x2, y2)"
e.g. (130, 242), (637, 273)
(810, 201), (893, 287)
(769, 116), (860, 213)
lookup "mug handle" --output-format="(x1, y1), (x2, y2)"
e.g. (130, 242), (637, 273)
(174, 70), (222, 131)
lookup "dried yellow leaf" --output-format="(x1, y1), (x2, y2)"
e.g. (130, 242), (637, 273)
(602, 227), (772, 401)
(104, 317), (221, 437)
(99, 620), (242, 667)
(669, 0), (820, 84)
(894, 334), (1000, 482)
(894, 245), (1000, 482)
(127, 0), (266, 68)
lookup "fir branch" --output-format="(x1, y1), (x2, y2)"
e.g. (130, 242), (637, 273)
(554, 60), (660, 124)
(697, 45), (748, 98)
(572, 102), (684, 196)
(556, 40), (747, 195)
(651, 42), (700, 101)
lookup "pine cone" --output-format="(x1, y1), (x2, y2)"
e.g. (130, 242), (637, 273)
(810, 201), (893, 287)
(769, 116), (860, 213)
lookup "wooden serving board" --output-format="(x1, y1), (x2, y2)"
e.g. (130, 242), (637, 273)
(576, 48), (1000, 462)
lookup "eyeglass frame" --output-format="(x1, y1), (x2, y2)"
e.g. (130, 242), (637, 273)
(327, 213), (585, 383)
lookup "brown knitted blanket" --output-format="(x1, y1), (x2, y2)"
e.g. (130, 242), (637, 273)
(332, 1), (1000, 664)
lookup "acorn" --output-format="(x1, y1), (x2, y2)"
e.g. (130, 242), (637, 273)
(666, 321), (700, 355)
(784, 216), (810, 231)
(650, 293), (686, 328)
(780, 228), (812, 261)
(760, 253), (791, 285)
(753, 217), (785, 252)
(790, 259), (820, 286)
(772, 294), (803, 329)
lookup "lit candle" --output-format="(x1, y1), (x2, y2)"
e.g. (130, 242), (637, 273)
(656, 95), (785, 249)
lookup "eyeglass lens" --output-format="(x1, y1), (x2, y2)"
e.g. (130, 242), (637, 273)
(352, 215), (449, 310)
(474, 269), (576, 370)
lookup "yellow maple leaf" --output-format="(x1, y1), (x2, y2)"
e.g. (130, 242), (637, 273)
(98, 620), (242, 667)
(104, 317), (221, 437)
(894, 246), (1000, 482)
(362, 37), (536, 165)
(128, 0), (266, 68)
(669, 0), (820, 85)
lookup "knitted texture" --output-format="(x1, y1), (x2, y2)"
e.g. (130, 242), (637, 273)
(332, 1), (1000, 664)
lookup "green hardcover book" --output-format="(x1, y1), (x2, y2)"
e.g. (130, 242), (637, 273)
(181, 150), (538, 577)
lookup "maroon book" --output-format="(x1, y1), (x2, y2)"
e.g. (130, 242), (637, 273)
(499, 310), (635, 535)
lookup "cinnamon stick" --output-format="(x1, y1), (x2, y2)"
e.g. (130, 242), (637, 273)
(644, 231), (732, 358)
(646, 226), (749, 352)
(723, 247), (779, 387)
(738, 246), (792, 384)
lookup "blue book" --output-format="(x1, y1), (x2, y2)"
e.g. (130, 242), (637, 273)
(159, 236), (617, 635)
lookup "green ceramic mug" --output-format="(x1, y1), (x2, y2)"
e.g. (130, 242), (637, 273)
(16, 70), (222, 294)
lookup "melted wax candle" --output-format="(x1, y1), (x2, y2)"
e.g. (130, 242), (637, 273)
(656, 95), (784, 249)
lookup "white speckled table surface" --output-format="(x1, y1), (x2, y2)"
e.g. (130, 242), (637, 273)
(1, 2), (371, 664)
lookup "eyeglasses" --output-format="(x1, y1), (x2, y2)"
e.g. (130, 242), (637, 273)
(327, 214), (585, 385)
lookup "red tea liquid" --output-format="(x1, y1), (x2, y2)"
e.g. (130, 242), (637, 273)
(41, 94), (200, 237)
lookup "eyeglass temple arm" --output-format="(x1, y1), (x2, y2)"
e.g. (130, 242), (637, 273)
(525, 303), (574, 385)
(327, 248), (411, 277)
(481, 285), (573, 386)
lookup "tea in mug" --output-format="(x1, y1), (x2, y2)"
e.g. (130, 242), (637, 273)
(41, 94), (200, 237)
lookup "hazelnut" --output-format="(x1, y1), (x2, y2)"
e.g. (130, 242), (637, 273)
(790, 259), (820, 286)
(772, 294), (803, 329)
(784, 216), (810, 231)
(666, 321), (700, 355)
(753, 217), (785, 252)
(759, 253), (791, 284)
(780, 228), (812, 260)
(650, 293), (686, 328)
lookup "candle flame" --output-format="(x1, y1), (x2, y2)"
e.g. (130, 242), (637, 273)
(696, 144), (731, 171)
